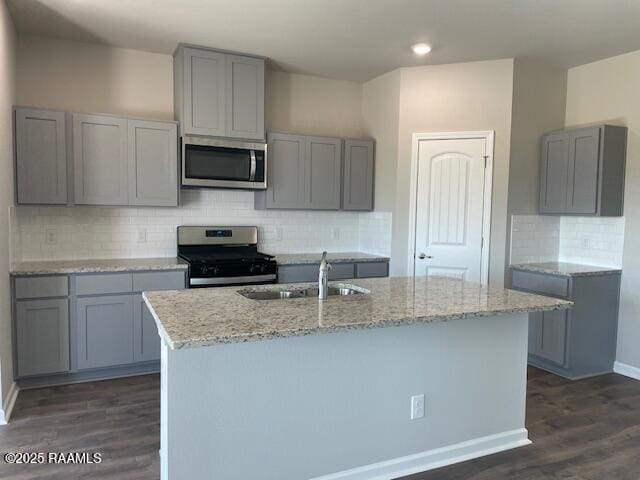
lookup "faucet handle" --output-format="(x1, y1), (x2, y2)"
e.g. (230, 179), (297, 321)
(321, 251), (328, 262)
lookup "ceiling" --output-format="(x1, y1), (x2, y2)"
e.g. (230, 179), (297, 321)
(7, 0), (640, 82)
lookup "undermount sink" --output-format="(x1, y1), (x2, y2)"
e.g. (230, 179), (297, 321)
(239, 285), (368, 301)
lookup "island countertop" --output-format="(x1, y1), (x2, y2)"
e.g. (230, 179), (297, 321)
(143, 276), (572, 350)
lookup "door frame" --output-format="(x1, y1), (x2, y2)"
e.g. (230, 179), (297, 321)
(407, 131), (494, 285)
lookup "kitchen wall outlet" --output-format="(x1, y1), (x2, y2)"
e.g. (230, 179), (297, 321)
(580, 237), (591, 249)
(45, 229), (58, 245)
(276, 227), (284, 241)
(137, 228), (148, 243)
(331, 227), (340, 241)
(410, 394), (425, 420)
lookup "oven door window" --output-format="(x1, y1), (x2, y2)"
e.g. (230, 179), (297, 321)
(185, 145), (257, 181)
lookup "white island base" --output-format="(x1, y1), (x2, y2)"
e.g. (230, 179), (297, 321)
(159, 313), (530, 480)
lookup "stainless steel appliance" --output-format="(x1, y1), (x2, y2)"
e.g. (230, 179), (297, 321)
(177, 226), (277, 288)
(181, 136), (267, 189)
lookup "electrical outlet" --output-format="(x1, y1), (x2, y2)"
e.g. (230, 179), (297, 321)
(581, 237), (591, 249)
(276, 227), (284, 241)
(331, 227), (340, 241)
(411, 394), (425, 420)
(45, 229), (58, 245)
(137, 228), (148, 243)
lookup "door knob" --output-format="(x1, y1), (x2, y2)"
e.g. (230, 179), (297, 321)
(418, 253), (433, 259)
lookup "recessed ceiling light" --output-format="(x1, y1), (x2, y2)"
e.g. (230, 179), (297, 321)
(411, 43), (432, 56)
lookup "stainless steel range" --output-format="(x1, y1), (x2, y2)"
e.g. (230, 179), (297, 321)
(177, 226), (278, 288)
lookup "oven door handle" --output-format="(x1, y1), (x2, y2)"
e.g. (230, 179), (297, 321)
(190, 274), (276, 286)
(249, 150), (257, 181)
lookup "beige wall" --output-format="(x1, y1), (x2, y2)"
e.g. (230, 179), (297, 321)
(565, 50), (640, 370)
(0, 0), (15, 418)
(505, 60), (567, 275)
(370, 59), (515, 283)
(266, 70), (364, 138)
(362, 69), (401, 213)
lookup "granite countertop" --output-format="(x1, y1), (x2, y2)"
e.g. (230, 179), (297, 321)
(10, 258), (189, 275)
(272, 252), (390, 265)
(510, 262), (622, 277)
(143, 276), (571, 350)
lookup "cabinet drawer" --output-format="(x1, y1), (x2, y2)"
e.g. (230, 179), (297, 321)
(356, 262), (388, 278)
(14, 276), (68, 299)
(511, 270), (569, 298)
(278, 265), (317, 284)
(329, 263), (355, 280)
(75, 273), (133, 296)
(133, 271), (185, 292)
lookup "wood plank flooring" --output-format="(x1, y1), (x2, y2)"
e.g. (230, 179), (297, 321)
(0, 368), (638, 479)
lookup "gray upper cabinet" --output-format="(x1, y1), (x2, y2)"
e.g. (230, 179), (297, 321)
(128, 119), (178, 206)
(76, 294), (134, 370)
(256, 132), (361, 211)
(304, 136), (342, 210)
(539, 125), (626, 216)
(174, 45), (265, 141)
(256, 132), (306, 209)
(15, 107), (68, 205)
(225, 54), (265, 140)
(73, 113), (129, 206)
(342, 139), (374, 211)
(15, 298), (69, 377)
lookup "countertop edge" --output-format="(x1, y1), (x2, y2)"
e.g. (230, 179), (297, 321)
(149, 300), (573, 351)
(510, 263), (622, 277)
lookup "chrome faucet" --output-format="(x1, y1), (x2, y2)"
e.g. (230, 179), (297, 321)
(318, 251), (332, 300)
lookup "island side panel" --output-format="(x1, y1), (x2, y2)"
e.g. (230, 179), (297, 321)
(161, 313), (529, 480)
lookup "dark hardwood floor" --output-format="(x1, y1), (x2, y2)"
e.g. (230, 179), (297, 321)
(0, 368), (638, 479)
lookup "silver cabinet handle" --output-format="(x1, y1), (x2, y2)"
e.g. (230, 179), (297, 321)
(418, 253), (433, 259)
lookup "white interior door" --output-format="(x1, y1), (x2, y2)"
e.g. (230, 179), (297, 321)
(413, 137), (487, 282)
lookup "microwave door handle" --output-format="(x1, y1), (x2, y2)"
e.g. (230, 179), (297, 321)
(249, 150), (257, 181)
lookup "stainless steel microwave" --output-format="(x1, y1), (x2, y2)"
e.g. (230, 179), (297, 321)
(181, 136), (267, 190)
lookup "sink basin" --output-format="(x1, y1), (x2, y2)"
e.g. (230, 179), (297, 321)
(239, 285), (367, 301)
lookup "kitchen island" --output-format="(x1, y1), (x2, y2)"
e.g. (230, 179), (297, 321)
(144, 276), (570, 480)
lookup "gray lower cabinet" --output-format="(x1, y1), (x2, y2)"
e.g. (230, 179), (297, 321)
(128, 119), (178, 206)
(342, 139), (374, 211)
(15, 298), (69, 377)
(540, 125), (626, 216)
(76, 295), (134, 369)
(278, 261), (389, 284)
(73, 113), (129, 205)
(133, 294), (161, 362)
(511, 267), (620, 379)
(15, 107), (68, 205)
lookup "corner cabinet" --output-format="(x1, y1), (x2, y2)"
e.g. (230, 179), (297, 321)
(255, 132), (375, 211)
(540, 125), (627, 216)
(174, 45), (265, 141)
(15, 108), (69, 205)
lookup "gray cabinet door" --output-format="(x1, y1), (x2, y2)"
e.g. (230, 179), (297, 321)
(540, 309), (567, 366)
(15, 108), (68, 205)
(225, 55), (265, 140)
(133, 294), (161, 362)
(182, 47), (226, 137)
(528, 311), (544, 358)
(128, 119), (178, 207)
(16, 299), (69, 377)
(73, 114), (128, 205)
(265, 132), (306, 208)
(539, 132), (570, 214)
(566, 127), (600, 214)
(76, 295), (134, 369)
(304, 136), (342, 210)
(342, 139), (374, 211)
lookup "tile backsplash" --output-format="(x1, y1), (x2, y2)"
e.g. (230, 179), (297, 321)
(510, 214), (625, 268)
(11, 189), (393, 261)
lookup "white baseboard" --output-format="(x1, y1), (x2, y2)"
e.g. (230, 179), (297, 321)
(311, 428), (531, 480)
(614, 361), (640, 381)
(0, 382), (19, 425)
